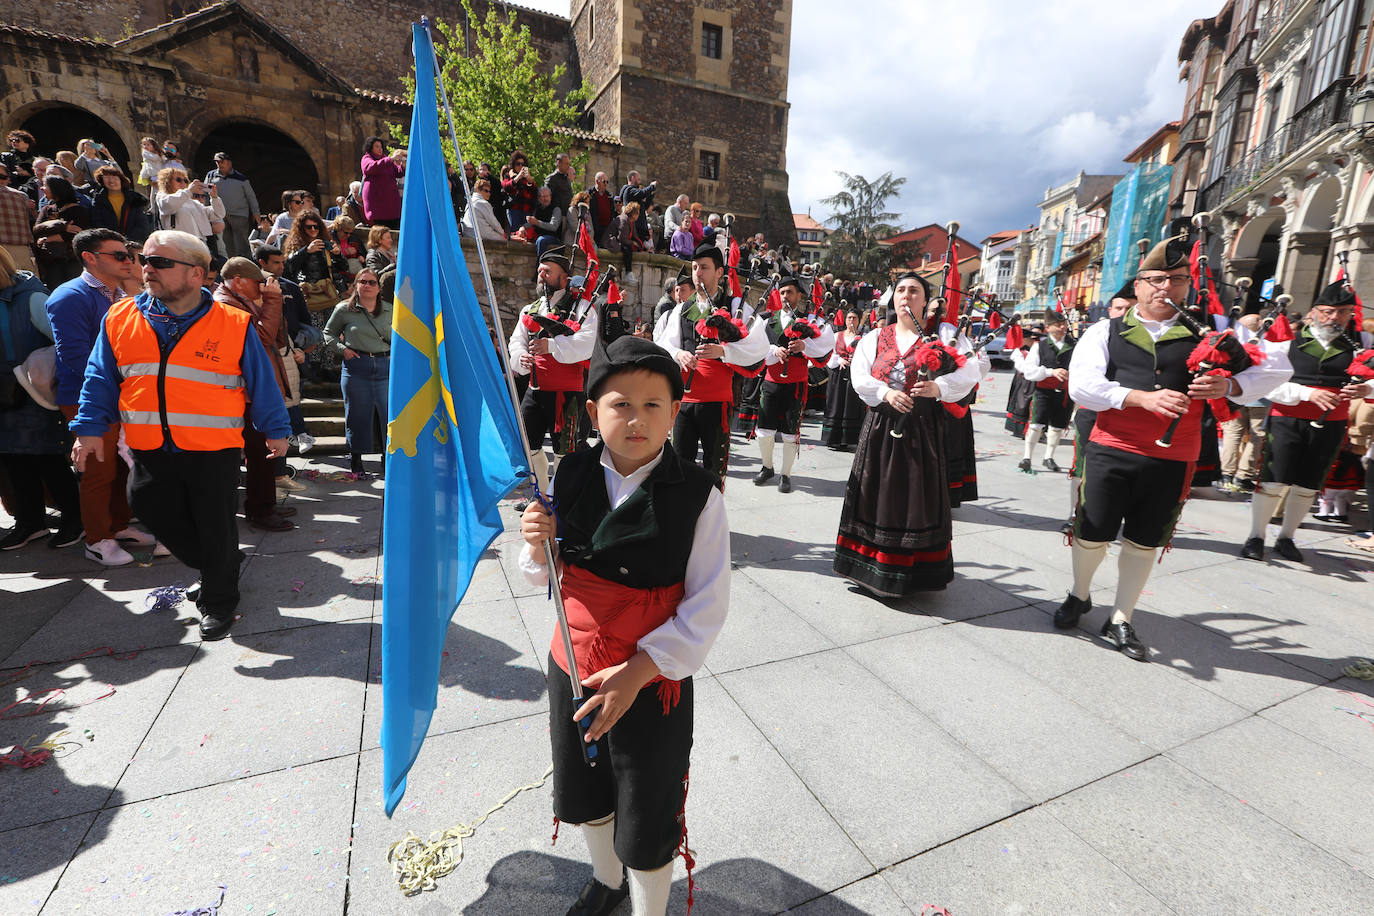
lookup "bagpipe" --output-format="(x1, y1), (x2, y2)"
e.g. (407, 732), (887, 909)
(779, 316), (824, 380)
(1312, 250), (1373, 429)
(891, 220), (968, 440)
(1154, 296), (1261, 448)
(521, 308), (581, 392)
(684, 307), (747, 393)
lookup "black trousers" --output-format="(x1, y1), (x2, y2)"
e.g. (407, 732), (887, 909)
(672, 401), (731, 485)
(130, 448), (243, 614)
(1076, 442), (1189, 548)
(548, 655), (692, 871)
(0, 453), (80, 531)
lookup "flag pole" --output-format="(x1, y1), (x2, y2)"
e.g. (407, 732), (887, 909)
(419, 19), (598, 766)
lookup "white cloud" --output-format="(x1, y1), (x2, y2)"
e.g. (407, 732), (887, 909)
(500, 0), (1220, 240)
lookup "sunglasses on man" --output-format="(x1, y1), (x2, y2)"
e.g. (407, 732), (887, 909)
(95, 249), (134, 262)
(138, 254), (198, 270)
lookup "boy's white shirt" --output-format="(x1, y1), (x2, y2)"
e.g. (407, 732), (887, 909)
(518, 445), (730, 680)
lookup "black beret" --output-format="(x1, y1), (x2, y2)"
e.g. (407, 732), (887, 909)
(586, 335), (684, 402)
(538, 245), (572, 273)
(1313, 280), (1356, 308)
(777, 275), (802, 292)
(691, 241), (724, 268)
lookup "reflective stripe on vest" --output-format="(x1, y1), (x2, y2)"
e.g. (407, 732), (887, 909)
(104, 297), (250, 450)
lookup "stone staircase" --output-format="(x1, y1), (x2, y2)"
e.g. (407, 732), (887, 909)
(298, 380), (348, 456)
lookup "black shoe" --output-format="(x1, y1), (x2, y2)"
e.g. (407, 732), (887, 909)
(1236, 478), (1256, 492)
(1042, 458), (1061, 472)
(1331, 514), (1349, 523)
(1100, 619), (1148, 661)
(0, 526), (48, 550)
(48, 526), (85, 549)
(246, 513), (294, 532)
(1017, 458), (1032, 472)
(272, 506), (298, 518)
(1054, 593), (1091, 629)
(199, 609), (236, 641)
(185, 581), (202, 604)
(752, 466), (775, 486)
(1274, 537), (1303, 562)
(778, 475), (792, 493)
(1240, 537), (1265, 561)
(565, 876), (628, 916)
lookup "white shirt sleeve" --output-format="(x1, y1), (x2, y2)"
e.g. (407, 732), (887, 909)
(849, 329), (887, 407)
(655, 303), (688, 360)
(507, 310), (532, 378)
(723, 316), (770, 366)
(639, 486), (730, 680)
(548, 299), (599, 364)
(1067, 319), (1129, 411)
(1020, 341), (1050, 382)
(933, 353), (983, 402)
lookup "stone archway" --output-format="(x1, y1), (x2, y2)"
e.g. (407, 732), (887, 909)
(1283, 177), (1342, 309)
(0, 94), (138, 177)
(189, 121), (322, 217)
(1231, 208), (1285, 312)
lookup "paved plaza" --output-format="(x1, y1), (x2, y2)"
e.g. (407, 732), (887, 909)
(3, 368), (1373, 915)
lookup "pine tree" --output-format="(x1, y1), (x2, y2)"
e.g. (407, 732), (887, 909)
(821, 171), (922, 284)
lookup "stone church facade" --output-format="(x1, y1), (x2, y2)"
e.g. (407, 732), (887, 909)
(3, 0), (797, 245)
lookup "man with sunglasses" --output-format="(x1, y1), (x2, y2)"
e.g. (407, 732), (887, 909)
(69, 230), (291, 639)
(1241, 280), (1371, 563)
(1053, 236), (1290, 661)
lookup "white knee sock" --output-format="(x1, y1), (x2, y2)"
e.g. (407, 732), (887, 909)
(1317, 491), (1335, 516)
(1248, 483), (1286, 541)
(1070, 538), (1107, 601)
(1068, 475), (1080, 517)
(758, 434), (776, 470)
(627, 861), (673, 916)
(1111, 539), (1158, 625)
(1330, 489), (1353, 516)
(1023, 425), (1043, 460)
(1043, 428), (1063, 461)
(582, 816), (624, 890)
(781, 441), (799, 476)
(1278, 486), (1318, 539)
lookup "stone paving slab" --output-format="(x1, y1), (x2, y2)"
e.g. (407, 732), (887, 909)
(718, 649), (1030, 868)
(43, 755), (357, 916)
(787, 875), (913, 916)
(886, 806), (1173, 915)
(242, 546), (380, 630)
(959, 604), (1252, 751)
(701, 573), (832, 675)
(0, 812), (98, 916)
(114, 622), (371, 803)
(0, 575), (89, 664)
(0, 643), (197, 833)
(1259, 679), (1374, 764)
(1167, 715), (1374, 872)
(257, 504), (381, 554)
(360, 597), (548, 752)
(1046, 755), (1374, 911)
(848, 623), (1153, 802)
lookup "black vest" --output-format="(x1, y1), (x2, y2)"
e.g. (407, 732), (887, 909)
(554, 444), (716, 589)
(1104, 313), (1197, 393)
(678, 287), (736, 350)
(1287, 332), (1355, 387)
(1038, 335), (1076, 371)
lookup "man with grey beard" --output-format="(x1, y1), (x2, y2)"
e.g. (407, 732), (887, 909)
(1242, 280), (1372, 562)
(506, 246), (599, 485)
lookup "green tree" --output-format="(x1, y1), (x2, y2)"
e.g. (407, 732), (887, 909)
(391, 0), (592, 176)
(820, 171), (922, 284)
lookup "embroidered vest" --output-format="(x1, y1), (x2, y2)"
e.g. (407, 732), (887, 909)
(1089, 311), (1203, 460)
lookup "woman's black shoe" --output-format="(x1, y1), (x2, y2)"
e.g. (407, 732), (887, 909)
(565, 876), (628, 916)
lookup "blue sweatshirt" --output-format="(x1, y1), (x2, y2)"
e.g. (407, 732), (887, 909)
(71, 289), (292, 445)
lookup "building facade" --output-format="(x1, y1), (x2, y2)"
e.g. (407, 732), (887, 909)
(793, 211), (830, 265)
(5, 0), (798, 245)
(1175, 0), (1374, 313)
(1017, 172), (1122, 312)
(975, 229), (1034, 305)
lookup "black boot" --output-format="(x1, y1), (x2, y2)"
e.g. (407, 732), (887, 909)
(350, 452), (365, 475)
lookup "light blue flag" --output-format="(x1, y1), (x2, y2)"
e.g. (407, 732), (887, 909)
(380, 22), (528, 817)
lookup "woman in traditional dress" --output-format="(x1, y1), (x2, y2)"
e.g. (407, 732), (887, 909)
(822, 306), (866, 450)
(833, 273), (983, 597)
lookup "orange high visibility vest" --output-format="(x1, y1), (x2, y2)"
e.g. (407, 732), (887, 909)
(104, 296), (249, 450)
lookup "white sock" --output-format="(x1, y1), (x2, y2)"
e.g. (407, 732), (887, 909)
(582, 816), (624, 890)
(627, 861), (673, 916)
(1248, 483), (1286, 541)
(1023, 426), (1043, 460)
(758, 434), (776, 470)
(1111, 539), (1158, 625)
(781, 441), (799, 476)
(1278, 486), (1318, 539)
(1043, 428), (1063, 461)
(1070, 538), (1107, 601)
(1330, 489), (1353, 515)
(1067, 475), (1080, 518)
(1317, 493), (1333, 515)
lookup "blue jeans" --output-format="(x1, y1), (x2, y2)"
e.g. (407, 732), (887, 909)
(341, 354), (389, 454)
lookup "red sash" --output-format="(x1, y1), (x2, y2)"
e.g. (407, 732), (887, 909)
(1269, 389), (1349, 422)
(532, 354), (586, 392)
(683, 358), (738, 404)
(550, 564), (686, 713)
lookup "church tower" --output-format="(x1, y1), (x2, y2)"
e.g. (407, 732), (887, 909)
(569, 0), (796, 246)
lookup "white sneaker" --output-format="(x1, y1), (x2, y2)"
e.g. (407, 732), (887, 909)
(276, 475), (307, 492)
(294, 433), (316, 454)
(114, 527), (156, 547)
(85, 538), (134, 566)
(152, 541), (172, 557)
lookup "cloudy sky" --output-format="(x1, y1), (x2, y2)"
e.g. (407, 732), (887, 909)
(515, 0), (1220, 242)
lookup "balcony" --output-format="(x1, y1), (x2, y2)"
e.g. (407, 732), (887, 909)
(1256, 0), (1319, 62)
(1216, 83), (1348, 203)
(1180, 109), (1213, 148)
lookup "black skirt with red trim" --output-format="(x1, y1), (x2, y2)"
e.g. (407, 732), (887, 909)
(833, 400), (954, 596)
(944, 399), (979, 507)
(1005, 371), (1033, 439)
